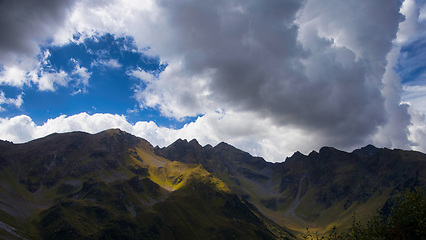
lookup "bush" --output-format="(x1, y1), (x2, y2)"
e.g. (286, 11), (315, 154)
(302, 188), (426, 240)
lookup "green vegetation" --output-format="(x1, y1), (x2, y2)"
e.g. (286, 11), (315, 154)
(0, 130), (425, 239)
(0, 130), (295, 239)
(302, 188), (426, 240)
(157, 140), (426, 236)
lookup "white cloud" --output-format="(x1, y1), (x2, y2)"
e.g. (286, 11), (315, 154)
(71, 89), (82, 96)
(1, 0), (426, 161)
(0, 91), (23, 111)
(38, 70), (70, 91)
(371, 44), (412, 149)
(166, 110), (323, 161)
(71, 62), (91, 91)
(0, 65), (30, 87)
(398, 0), (425, 44)
(407, 105), (426, 152)
(91, 59), (122, 69)
(0, 54), (92, 93)
(0, 112), (325, 162)
(52, 0), (160, 46)
(132, 61), (214, 119)
(123, 0), (402, 150)
(0, 115), (36, 143)
(0, 113), (133, 143)
(130, 68), (155, 83)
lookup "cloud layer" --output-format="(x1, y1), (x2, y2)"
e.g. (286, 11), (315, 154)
(0, 0), (76, 64)
(131, 0), (405, 149)
(0, 0), (426, 162)
(0, 112), (325, 162)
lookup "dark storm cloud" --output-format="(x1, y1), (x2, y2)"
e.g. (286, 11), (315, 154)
(150, 0), (403, 148)
(0, 0), (75, 63)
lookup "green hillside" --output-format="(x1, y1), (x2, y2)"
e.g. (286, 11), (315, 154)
(0, 129), (424, 239)
(157, 140), (426, 236)
(0, 129), (293, 239)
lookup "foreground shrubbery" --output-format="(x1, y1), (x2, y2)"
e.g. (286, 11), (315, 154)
(302, 188), (425, 240)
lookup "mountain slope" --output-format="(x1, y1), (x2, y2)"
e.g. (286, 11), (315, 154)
(156, 139), (426, 235)
(0, 129), (293, 240)
(0, 129), (424, 239)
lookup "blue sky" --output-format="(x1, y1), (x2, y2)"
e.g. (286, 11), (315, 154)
(398, 38), (426, 86)
(0, 0), (426, 162)
(1, 33), (199, 128)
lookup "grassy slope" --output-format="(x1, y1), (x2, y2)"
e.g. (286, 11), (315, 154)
(0, 130), (293, 240)
(1, 130), (424, 239)
(157, 142), (426, 239)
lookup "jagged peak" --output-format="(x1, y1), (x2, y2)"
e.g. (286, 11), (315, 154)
(175, 138), (188, 143)
(294, 151), (305, 156)
(0, 139), (13, 145)
(352, 144), (379, 156)
(308, 150), (319, 157)
(168, 138), (204, 151)
(319, 146), (338, 153)
(188, 139), (201, 147)
(285, 151), (307, 163)
(214, 141), (234, 149)
(203, 144), (213, 149)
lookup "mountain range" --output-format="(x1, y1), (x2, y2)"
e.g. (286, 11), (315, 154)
(0, 129), (424, 239)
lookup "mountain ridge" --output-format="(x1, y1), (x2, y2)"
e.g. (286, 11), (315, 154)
(0, 129), (424, 239)
(0, 129), (294, 240)
(155, 133), (425, 234)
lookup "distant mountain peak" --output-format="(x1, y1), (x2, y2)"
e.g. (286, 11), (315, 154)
(352, 144), (379, 156)
(174, 138), (188, 143)
(0, 130), (424, 240)
(286, 151), (306, 160)
(188, 138), (201, 146)
(214, 141), (239, 151)
(103, 128), (124, 134)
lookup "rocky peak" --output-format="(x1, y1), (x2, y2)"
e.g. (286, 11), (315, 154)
(352, 144), (379, 156)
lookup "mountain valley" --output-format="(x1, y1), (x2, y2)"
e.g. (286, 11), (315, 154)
(0, 129), (424, 239)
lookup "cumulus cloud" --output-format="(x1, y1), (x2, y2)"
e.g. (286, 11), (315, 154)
(0, 0), (76, 65)
(37, 70), (69, 91)
(0, 115), (36, 143)
(407, 105), (426, 152)
(380, 0), (426, 151)
(1, 0), (426, 161)
(397, 0), (426, 44)
(0, 65), (29, 87)
(0, 91), (23, 112)
(0, 112), (325, 162)
(0, 50), (91, 93)
(0, 113), (132, 143)
(124, 0), (404, 150)
(373, 45), (412, 149)
(70, 60), (91, 92)
(132, 61), (214, 119)
(91, 59), (122, 69)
